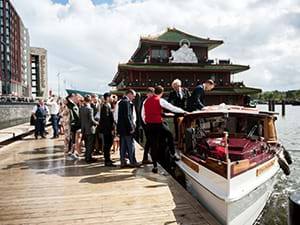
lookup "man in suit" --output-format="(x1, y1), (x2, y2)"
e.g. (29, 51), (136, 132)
(80, 95), (99, 163)
(32, 99), (49, 139)
(187, 79), (215, 112)
(66, 93), (81, 154)
(91, 93), (99, 117)
(99, 92), (115, 166)
(168, 79), (190, 141)
(117, 89), (139, 168)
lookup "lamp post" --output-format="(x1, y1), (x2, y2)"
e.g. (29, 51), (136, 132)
(57, 72), (60, 97)
(63, 79), (66, 98)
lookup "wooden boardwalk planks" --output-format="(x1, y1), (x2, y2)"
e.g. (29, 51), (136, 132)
(0, 135), (220, 225)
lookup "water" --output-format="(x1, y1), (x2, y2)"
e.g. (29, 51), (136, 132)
(254, 105), (300, 225)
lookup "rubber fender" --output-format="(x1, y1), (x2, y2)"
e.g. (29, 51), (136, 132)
(278, 156), (290, 176)
(283, 149), (293, 165)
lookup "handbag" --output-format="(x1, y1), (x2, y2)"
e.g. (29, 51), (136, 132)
(30, 115), (35, 126)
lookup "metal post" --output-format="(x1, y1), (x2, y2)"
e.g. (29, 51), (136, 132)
(268, 100), (272, 111)
(224, 131), (231, 195)
(282, 100), (286, 116)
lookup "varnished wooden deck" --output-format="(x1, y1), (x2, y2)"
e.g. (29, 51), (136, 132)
(0, 134), (220, 225)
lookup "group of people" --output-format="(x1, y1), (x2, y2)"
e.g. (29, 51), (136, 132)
(31, 78), (215, 173)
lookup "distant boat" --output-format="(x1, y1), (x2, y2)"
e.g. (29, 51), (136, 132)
(291, 100), (300, 106)
(175, 105), (291, 225)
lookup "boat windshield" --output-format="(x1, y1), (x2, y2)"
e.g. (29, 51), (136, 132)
(184, 114), (265, 160)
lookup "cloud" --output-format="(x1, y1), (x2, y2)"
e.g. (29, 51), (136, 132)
(11, 0), (300, 93)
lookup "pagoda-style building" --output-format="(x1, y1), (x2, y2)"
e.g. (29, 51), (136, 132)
(110, 28), (261, 105)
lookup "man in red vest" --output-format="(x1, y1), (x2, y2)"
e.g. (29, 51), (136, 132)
(142, 85), (188, 173)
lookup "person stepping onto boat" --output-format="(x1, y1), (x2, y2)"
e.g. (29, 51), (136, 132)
(142, 85), (188, 173)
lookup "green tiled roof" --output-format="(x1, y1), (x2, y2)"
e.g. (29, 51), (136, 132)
(143, 28), (223, 46)
(119, 63), (249, 73)
(66, 89), (102, 98)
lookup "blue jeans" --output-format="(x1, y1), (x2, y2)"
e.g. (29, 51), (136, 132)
(51, 114), (59, 137)
(120, 135), (136, 165)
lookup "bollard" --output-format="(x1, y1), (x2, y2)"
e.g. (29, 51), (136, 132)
(282, 100), (286, 116)
(288, 191), (300, 225)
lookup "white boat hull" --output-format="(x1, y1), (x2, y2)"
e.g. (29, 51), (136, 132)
(177, 157), (280, 225)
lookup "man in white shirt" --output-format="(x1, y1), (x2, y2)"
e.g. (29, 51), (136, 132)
(46, 96), (60, 138)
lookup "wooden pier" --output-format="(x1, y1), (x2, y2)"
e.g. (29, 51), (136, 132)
(0, 134), (220, 225)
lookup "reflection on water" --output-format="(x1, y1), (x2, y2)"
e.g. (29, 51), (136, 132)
(255, 105), (300, 225)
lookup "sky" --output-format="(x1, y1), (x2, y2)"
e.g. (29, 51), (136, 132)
(11, 0), (300, 94)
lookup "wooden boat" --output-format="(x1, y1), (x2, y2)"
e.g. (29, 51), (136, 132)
(174, 104), (291, 225)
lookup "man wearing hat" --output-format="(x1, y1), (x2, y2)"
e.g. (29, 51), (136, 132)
(99, 92), (115, 166)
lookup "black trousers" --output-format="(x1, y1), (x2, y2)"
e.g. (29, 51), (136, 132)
(103, 133), (113, 162)
(83, 133), (95, 161)
(146, 123), (161, 168)
(146, 122), (175, 168)
(173, 115), (179, 141)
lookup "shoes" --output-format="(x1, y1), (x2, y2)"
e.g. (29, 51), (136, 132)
(152, 167), (158, 173)
(105, 161), (116, 167)
(142, 159), (152, 164)
(35, 136), (38, 140)
(120, 163), (128, 169)
(41, 136), (46, 139)
(170, 153), (180, 161)
(129, 163), (141, 168)
(86, 158), (97, 163)
(72, 152), (80, 159)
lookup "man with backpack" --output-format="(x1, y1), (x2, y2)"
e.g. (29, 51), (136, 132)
(32, 99), (49, 139)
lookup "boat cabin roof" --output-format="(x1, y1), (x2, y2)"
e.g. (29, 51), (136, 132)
(186, 105), (277, 120)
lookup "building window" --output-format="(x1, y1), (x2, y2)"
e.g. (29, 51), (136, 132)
(211, 74), (216, 81)
(151, 49), (168, 63)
